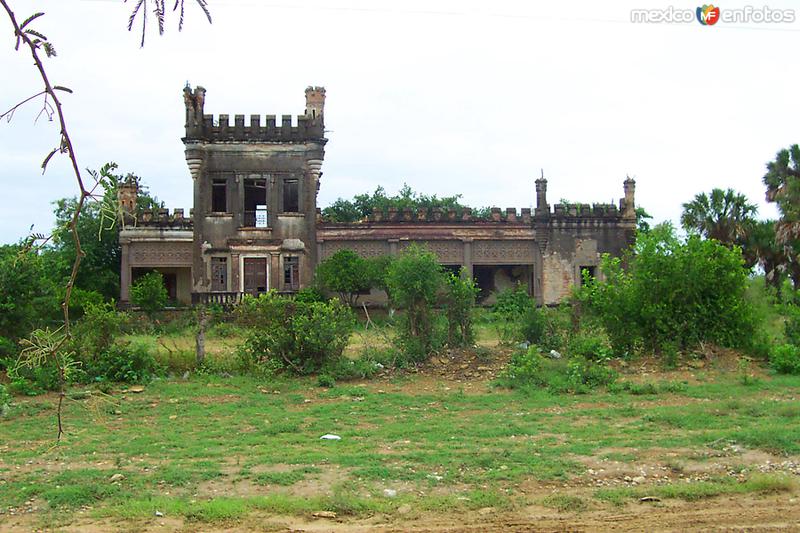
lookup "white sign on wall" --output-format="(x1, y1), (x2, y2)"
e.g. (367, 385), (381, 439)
(255, 205), (268, 228)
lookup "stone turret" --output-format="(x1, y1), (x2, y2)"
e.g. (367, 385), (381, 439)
(183, 85), (206, 138)
(535, 177), (548, 216)
(622, 177), (636, 219)
(305, 86), (326, 122)
(119, 175), (138, 215)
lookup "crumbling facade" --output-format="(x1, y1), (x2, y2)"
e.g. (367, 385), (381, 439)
(119, 86), (637, 306)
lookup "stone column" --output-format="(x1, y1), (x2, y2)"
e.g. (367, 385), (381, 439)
(120, 242), (131, 303)
(462, 239), (473, 279)
(533, 240), (546, 306)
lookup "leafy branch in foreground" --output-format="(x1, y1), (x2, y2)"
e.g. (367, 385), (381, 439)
(1, 0), (92, 440)
(126, 0), (212, 47)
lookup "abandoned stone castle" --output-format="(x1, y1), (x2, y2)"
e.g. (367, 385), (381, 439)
(118, 86), (637, 307)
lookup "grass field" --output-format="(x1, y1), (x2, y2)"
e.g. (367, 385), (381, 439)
(2, 327), (800, 531)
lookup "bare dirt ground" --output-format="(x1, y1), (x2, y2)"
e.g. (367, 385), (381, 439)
(4, 491), (800, 532)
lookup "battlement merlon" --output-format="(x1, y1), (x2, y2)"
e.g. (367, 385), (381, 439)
(183, 85), (326, 142)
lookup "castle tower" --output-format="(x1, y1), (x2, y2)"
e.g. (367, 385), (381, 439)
(182, 85), (327, 299)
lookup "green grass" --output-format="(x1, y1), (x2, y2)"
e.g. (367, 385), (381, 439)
(595, 474), (795, 505)
(2, 343), (800, 526)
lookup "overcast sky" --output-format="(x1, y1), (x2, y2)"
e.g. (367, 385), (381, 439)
(1, 0), (798, 243)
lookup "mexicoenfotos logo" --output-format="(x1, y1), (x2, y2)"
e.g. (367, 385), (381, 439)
(696, 4), (721, 25)
(631, 4), (796, 25)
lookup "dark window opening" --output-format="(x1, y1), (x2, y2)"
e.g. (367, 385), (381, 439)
(283, 256), (300, 291)
(283, 179), (299, 213)
(244, 178), (267, 227)
(580, 265), (597, 285)
(211, 179), (227, 213)
(211, 257), (227, 292)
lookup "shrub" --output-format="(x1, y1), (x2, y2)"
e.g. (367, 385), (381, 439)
(519, 307), (546, 345)
(294, 286), (326, 304)
(442, 271), (478, 348)
(770, 344), (800, 375)
(317, 374), (336, 388)
(86, 340), (160, 383)
(237, 292), (355, 375)
(578, 223), (759, 355)
(491, 286), (535, 344)
(70, 302), (126, 358)
(785, 305), (800, 346)
(0, 383), (10, 416)
(315, 250), (373, 306)
(568, 331), (613, 362)
(500, 345), (616, 394)
(385, 245), (445, 361)
(130, 271), (168, 316)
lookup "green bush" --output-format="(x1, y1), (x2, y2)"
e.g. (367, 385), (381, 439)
(237, 291), (355, 375)
(130, 271), (168, 316)
(70, 302), (126, 359)
(519, 307), (546, 345)
(578, 224), (759, 355)
(568, 330), (613, 362)
(386, 245), (445, 361)
(770, 344), (800, 375)
(0, 383), (10, 415)
(86, 340), (160, 383)
(317, 374), (336, 388)
(315, 250), (374, 306)
(785, 305), (800, 346)
(500, 345), (616, 394)
(7, 357), (62, 393)
(491, 286), (535, 344)
(294, 286), (326, 304)
(442, 271), (479, 348)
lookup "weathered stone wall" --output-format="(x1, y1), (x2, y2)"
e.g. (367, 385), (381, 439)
(183, 86), (325, 294)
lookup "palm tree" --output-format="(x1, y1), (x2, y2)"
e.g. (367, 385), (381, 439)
(763, 144), (800, 246)
(680, 188), (758, 246)
(743, 220), (787, 295)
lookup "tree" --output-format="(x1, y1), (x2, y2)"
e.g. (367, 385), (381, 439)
(680, 188), (758, 248)
(763, 145), (800, 290)
(635, 207), (653, 234)
(321, 184), (486, 222)
(0, 245), (59, 343)
(50, 164), (162, 302)
(442, 271), (478, 347)
(315, 250), (373, 306)
(129, 271), (167, 316)
(1, 0), (210, 439)
(742, 220), (788, 295)
(385, 244), (445, 359)
(579, 223), (757, 355)
(763, 145), (800, 245)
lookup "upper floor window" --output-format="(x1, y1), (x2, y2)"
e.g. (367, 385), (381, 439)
(283, 178), (299, 213)
(211, 179), (227, 213)
(244, 178), (267, 227)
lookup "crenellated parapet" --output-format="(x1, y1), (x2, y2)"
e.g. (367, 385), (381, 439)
(183, 84), (325, 142)
(323, 207), (534, 224)
(135, 208), (194, 229)
(549, 203), (621, 219)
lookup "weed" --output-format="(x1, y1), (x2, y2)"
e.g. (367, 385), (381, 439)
(540, 493), (588, 512)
